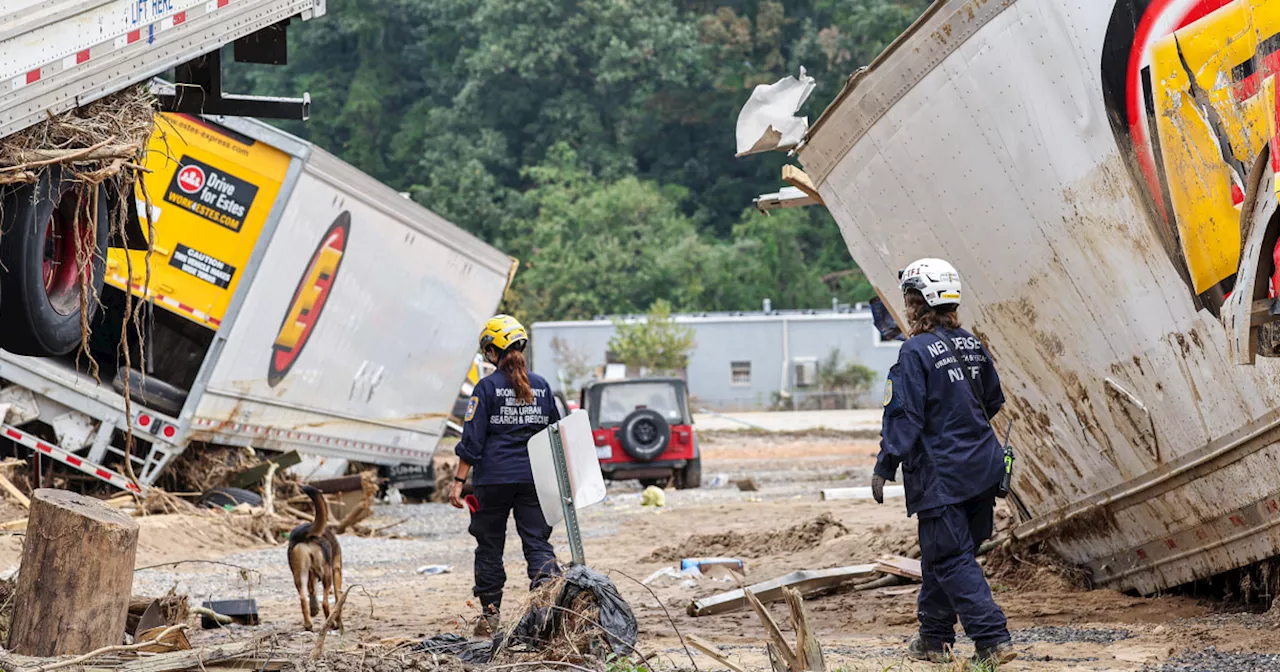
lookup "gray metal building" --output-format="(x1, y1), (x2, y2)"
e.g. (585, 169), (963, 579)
(531, 306), (902, 411)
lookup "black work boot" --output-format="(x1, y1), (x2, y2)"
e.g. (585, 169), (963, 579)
(906, 635), (951, 663)
(474, 594), (502, 638)
(970, 640), (1017, 669)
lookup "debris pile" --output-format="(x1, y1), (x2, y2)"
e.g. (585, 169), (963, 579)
(645, 513), (849, 562)
(418, 566), (639, 666)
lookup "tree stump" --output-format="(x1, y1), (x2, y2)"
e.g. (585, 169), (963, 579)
(9, 488), (139, 656)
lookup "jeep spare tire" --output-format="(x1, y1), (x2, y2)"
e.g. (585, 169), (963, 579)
(619, 409), (670, 462)
(0, 165), (110, 356)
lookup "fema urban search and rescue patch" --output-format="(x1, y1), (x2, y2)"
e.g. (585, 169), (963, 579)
(465, 396), (478, 422)
(883, 379), (893, 407)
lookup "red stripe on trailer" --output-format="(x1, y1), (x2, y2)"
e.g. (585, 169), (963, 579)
(4, 430), (19, 441)
(173, 11), (187, 25)
(25, 69), (40, 85)
(65, 455), (82, 466)
(218, 0), (230, 6)
(95, 469), (112, 480)
(76, 50), (90, 64)
(35, 443), (52, 454)
(127, 29), (141, 44)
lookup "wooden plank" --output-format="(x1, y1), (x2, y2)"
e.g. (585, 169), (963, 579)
(120, 639), (261, 672)
(0, 474), (28, 508)
(783, 587), (824, 671)
(686, 635), (749, 672)
(819, 485), (903, 501)
(744, 589), (799, 672)
(874, 555), (921, 582)
(782, 165), (824, 204)
(688, 564), (877, 617)
(227, 451), (301, 489)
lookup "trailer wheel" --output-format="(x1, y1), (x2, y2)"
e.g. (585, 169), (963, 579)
(0, 166), (110, 356)
(199, 487), (264, 509)
(112, 367), (188, 417)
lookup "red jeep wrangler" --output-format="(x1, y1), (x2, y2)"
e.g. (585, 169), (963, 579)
(582, 377), (701, 489)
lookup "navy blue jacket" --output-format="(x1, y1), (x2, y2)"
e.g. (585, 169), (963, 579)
(874, 326), (1005, 516)
(456, 369), (560, 485)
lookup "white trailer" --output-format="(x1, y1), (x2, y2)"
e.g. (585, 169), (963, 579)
(1, 0), (321, 139)
(741, 0), (1280, 594)
(0, 114), (515, 491)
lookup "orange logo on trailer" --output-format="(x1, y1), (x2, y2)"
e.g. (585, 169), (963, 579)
(268, 212), (352, 387)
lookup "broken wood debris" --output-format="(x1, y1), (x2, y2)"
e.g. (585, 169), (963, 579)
(741, 587), (825, 672)
(686, 635), (748, 672)
(873, 555), (922, 581)
(689, 555), (925, 617)
(688, 565), (877, 616)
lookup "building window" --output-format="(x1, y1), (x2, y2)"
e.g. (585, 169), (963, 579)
(731, 361), (751, 386)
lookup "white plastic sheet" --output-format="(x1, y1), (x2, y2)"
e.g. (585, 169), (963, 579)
(527, 409), (606, 527)
(734, 67), (816, 156)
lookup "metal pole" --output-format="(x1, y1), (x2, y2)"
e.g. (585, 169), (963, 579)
(548, 424), (586, 565)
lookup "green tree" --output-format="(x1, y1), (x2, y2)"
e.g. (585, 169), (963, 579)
(608, 300), (696, 374)
(222, 0), (931, 319)
(818, 349), (876, 395)
(512, 143), (717, 322)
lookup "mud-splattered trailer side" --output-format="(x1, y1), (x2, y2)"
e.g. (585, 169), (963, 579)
(794, 0), (1280, 594)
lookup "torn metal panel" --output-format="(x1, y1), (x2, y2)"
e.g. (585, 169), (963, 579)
(735, 67), (816, 157)
(753, 186), (819, 213)
(793, 0), (1280, 594)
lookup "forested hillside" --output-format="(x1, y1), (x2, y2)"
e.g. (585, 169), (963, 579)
(224, 0), (928, 322)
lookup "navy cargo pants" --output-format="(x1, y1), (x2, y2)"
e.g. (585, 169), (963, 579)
(470, 483), (560, 613)
(917, 489), (1010, 648)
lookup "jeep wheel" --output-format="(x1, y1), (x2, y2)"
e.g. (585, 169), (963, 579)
(676, 456), (702, 489)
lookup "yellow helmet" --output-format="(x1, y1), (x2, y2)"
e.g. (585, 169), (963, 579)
(479, 315), (528, 353)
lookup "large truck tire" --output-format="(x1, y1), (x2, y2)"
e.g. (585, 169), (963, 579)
(0, 166), (110, 356)
(112, 367), (188, 417)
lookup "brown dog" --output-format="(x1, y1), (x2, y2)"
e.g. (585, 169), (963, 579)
(288, 485), (344, 631)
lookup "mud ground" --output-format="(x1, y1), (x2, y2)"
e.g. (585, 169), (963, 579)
(18, 430), (1280, 671)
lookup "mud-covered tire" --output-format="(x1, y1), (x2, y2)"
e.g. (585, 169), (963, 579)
(112, 367), (188, 417)
(199, 487), (263, 509)
(0, 165), (110, 356)
(618, 409), (670, 462)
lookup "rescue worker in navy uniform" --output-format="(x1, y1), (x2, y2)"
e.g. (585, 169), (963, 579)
(871, 258), (1016, 667)
(450, 315), (561, 635)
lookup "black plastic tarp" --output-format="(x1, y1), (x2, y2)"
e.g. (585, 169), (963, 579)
(416, 566), (638, 662)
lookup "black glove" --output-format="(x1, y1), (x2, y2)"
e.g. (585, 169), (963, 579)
(871, 474), (886, 504)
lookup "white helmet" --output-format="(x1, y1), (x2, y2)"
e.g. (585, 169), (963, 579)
(899, 258), (962, 307)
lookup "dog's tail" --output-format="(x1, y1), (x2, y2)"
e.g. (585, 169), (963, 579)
(302, 485), (328, 537)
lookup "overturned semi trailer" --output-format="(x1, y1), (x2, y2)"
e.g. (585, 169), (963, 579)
(746, 0), (1280, 594)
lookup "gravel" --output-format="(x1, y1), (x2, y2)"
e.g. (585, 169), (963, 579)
(1145, 647), (1280, 671)
(1011, 626), (1134, 645)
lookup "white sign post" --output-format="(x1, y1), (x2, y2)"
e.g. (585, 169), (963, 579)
(527, 410), (605, 565)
